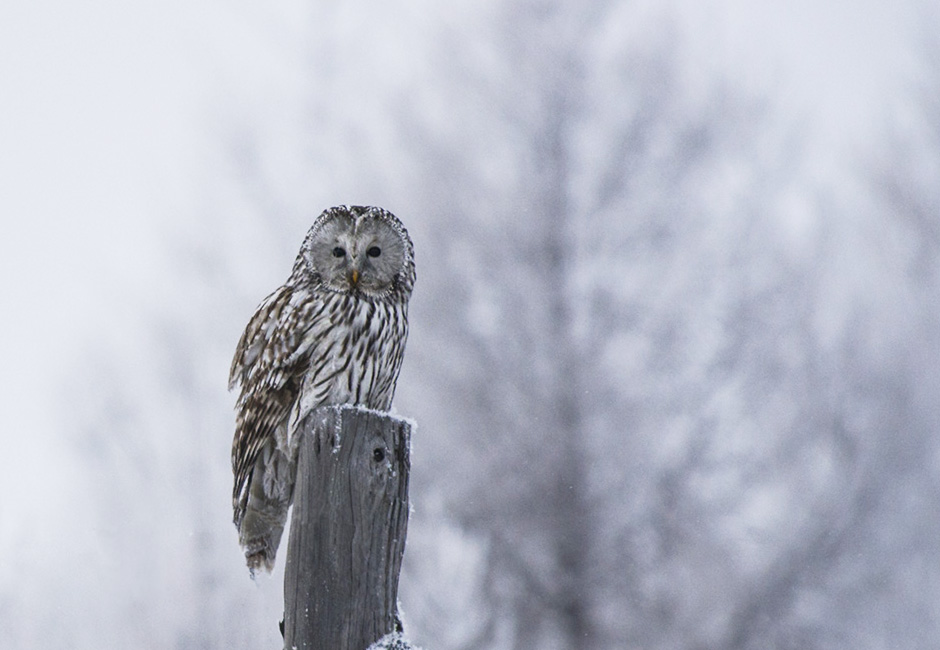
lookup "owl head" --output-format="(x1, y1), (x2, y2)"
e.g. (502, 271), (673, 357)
(297, 205), (415, 298)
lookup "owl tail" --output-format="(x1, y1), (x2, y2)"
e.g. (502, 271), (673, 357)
(238, 448), (294, 577)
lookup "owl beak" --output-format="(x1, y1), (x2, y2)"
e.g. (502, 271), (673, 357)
(349, 268), (360, 286)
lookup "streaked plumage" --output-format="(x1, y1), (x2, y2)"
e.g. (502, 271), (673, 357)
(229, 205), (415, 574)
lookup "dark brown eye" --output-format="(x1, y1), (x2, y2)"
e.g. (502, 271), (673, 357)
(367, 246), (381, 258)
(332, 247), (346, 258)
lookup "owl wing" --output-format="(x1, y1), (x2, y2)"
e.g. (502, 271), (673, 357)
(229, 284), (327, 526)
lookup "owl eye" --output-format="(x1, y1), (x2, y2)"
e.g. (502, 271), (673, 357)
(332, 247), (346, 258)
(367, 246), (381, 258)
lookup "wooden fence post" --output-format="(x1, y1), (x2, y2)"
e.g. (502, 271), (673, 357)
(282, 405), (411, 650)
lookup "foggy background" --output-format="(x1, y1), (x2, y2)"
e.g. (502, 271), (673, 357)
(2, 0), (939, 648)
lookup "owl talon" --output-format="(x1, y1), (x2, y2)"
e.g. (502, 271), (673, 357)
(245, 547), (274, 577)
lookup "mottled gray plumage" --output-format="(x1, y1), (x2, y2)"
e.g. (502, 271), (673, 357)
(229, 205), (415, 574)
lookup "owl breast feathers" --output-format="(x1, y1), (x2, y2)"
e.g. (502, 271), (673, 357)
(228, 205), (415, 575)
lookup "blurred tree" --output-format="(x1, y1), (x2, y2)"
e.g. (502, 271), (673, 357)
(395, 3), (940, 650)
(390, 2), (797, 648)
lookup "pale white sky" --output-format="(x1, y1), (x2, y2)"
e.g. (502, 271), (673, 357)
(0, 0), (210, 530)
(682, 0), (921, 160)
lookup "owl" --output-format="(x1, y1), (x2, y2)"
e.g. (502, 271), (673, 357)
(228, 205), (416, 575)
